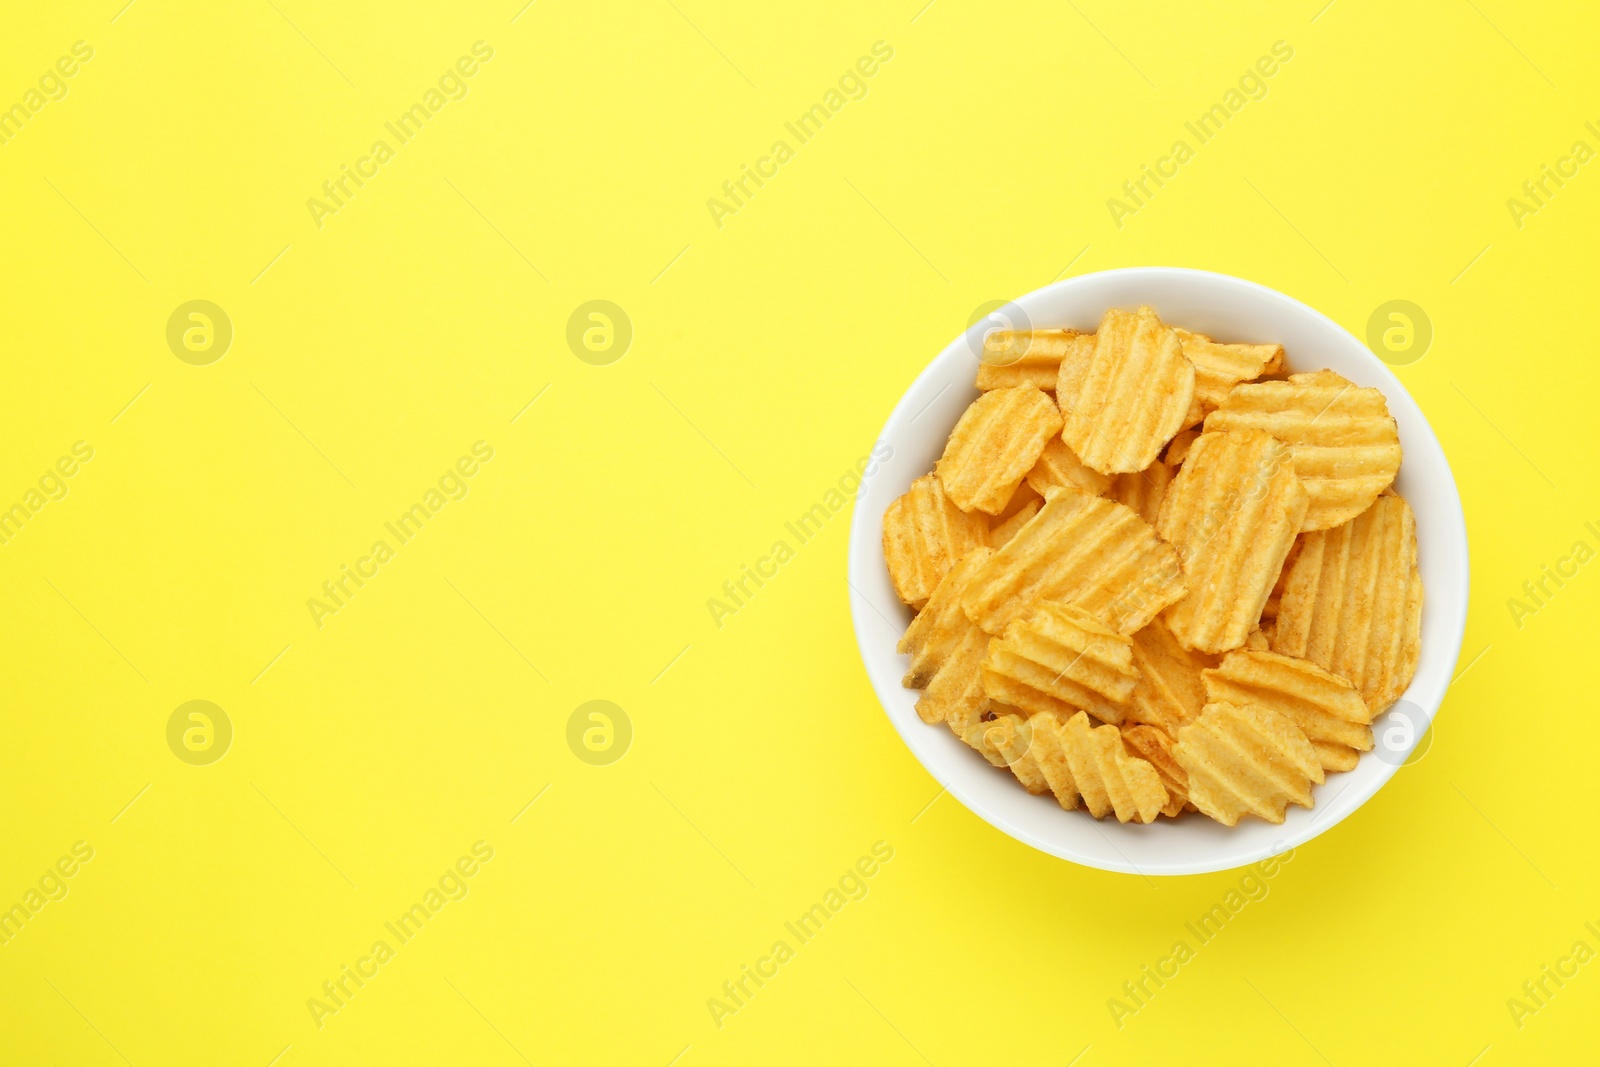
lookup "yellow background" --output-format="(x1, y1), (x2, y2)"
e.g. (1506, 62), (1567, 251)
(0, 0), (1595, 1063)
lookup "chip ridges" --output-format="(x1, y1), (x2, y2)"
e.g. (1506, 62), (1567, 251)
(1126, 618), (1216, 735)
(882, 474), (990, 608)
(982, 603), (1136, 724)
(1202, 649), (1373, 772)
(1026, 437), (1111, 498)
(1058, 711), (1169, 823)
(936, 387), (1064, 515)
(962, 486), (1187, 637)
(1174, 702), (1325, 826)
(898, 548), (995, 726)
(987, 711), (1085, 810)
(1269, 492), (1422, 714)
(1060, 306), (1195, 475)
(1174, 328), (1285, 428)
(1204, 369), (1402, 532)
(976, 329), (1092, 392)
(1158, 428), (1309, 654)
(1120, 723), (1188, 817)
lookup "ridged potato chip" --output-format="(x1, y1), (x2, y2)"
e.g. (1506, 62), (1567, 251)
(1203, 369), (1401, 532)
(936, 387), (1063, 514)
(1158, 428), (1309, 654)
(962, 486), (1187, 637)
(1203, 649), (1373, 772)
(1126, 618), (1216, 735)
(899, 548), (994, 726)
(883, 474), (989, 608)
(1270, 492), (1422, 713)
(982, 603), (1136, 724)
(1175, 702), (1324, 826)
(1174, 328), (1285, 427)
(1060, 306), (1195, 475)
(1107, 461), (1172, 526)
(1059, 711), (1169, 823)
(976, 329), (1093, 391)
(986, 712), (1085, 810)
(1120, 723), (1187, 817)
(1026, 437), (1111, 498)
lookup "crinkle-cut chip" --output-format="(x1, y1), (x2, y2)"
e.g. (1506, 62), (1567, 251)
(1060, 306), (1195, 475)
(985, 713), (1048, 792)
(1269, 493), (1422, 713)
(1244, 629), (1270, 651)
(982, 603), (1136, 724)
(976, 329), (1091, 391)
(899, 548), (994, 727)
(1165, 428), (1199, 467)
(1202, 649), (1373, 772)
(1108, 461), (1172, 527)
(1026, 437), (1111, 498)
(984, 713), (1070, 810)
(1059, 711), (1168, 823)
(987, 711), (1083, 810)
(1052, 332), (1100, 401)
(962, 486), (1187, 637)
(883, 474), (990, 608)
(1173, 328), (1286, 428)
(1126, 618), (1216, 735)
(989, 499), (1039, 550)
(1203, 369), (1402, 532)
(1158, 428), (1309, 654)
(1175, 702), (1324, 826)
(1121, 724), (1187, 817)
(936, 387), (1063, 514)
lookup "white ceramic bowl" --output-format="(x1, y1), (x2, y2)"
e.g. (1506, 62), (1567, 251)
(848, 267), (1468, 875)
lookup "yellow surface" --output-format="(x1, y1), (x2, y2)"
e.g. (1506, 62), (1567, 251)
(0, 1), (1595, 1063)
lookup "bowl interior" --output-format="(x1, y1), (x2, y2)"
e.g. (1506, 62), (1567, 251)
(847, 267), (1468, 875)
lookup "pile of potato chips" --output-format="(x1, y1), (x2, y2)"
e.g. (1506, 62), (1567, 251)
(884, 305), (1421, 826)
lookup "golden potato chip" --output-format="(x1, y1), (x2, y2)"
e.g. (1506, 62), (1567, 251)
(1052, 332), (1099, 406)
(976, 329), (1091, 391)
(1158, 428), (1309, 654)
(982, 603), (1135, 724)
(1269, 492), (1421, 713)
(883, 474), (990, 608)
(1174, 328), (1285, 427)
(1060, 306), (1195, 475)
(936, 387), (1063, 514)
(989, 499), (1039, 550)
(1175, 702), (1324, 826)
(1203, 370), (1402, 532)
(1107, 461), (1172, 526)
(1243, 628), (1270, 651)
(1165, 428), (1199, 467)
(1026, 437), (1111, 498)
(1202, 649), (1373, 772)
(1059, 711), (1168, 823)
(987, 711), (1087, 810)
(1120, 723), (1187, 817)
(962, 486), (1187, 637)
(899, 548), (994, 725)
(1126, 618), (1216, 735)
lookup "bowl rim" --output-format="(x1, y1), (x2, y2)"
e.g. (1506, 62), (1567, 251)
(846, 265), (1470, 875)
